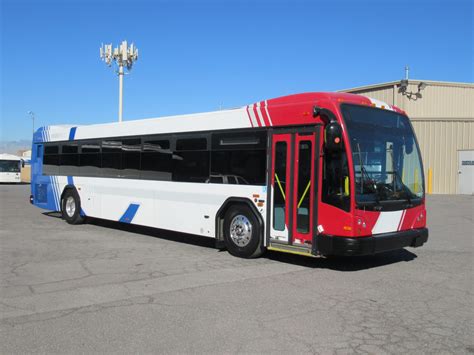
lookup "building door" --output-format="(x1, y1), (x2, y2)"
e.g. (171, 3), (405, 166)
(269, 129), (319, 246)
(458, 150), (474, 194)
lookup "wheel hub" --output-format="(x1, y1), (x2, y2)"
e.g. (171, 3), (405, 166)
(65, 196), (76, 217)
(230, 215), (252, 247)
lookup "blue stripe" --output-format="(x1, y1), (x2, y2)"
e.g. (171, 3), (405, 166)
(67, 176), (73, 185)
(69, 127), (77, 140)
(119, 204), (140, 223)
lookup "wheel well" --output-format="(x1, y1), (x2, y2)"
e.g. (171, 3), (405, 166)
(215, 197), (264, 242)
(60, 185), (79, 209)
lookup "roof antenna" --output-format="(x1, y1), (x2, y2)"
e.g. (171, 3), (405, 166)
(405, 65), (409, 80)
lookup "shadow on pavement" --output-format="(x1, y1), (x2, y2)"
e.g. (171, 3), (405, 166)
(264, 248), (417, 271)
(43, 212), (418, 271)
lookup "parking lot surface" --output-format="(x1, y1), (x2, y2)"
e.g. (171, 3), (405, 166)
(1, 184), (472, 354)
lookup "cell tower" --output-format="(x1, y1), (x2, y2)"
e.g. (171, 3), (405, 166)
(100, 41), (139, 122)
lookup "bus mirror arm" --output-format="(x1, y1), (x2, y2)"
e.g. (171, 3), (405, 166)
(313, 106), (337, 124)
(313, 106), (344, 152)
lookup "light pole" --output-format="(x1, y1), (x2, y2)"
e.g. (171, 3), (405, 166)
(27, 111), (35, 134)
(100, 41), (139, 122)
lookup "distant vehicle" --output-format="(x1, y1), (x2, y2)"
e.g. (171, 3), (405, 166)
(0, 154), (22, 183)
(206, 175), (249, 185)
(29, 92), (428, 258)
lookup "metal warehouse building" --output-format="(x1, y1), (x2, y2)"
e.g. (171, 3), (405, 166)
(341, 80), (474, 194)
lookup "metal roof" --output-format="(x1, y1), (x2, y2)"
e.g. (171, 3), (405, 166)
(339, 80), (474, 93)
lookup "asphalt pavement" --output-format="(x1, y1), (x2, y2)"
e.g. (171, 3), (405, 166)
(1, 184), (472, 354)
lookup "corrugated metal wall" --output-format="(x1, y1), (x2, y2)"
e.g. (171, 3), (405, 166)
(397, 83), (474, 118)
(343, 81), (474, 194)
(411, 120), (474, 194)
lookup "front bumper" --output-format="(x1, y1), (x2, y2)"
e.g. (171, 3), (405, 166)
(316, 228), (428, 256)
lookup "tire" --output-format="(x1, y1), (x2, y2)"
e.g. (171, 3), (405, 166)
(61, 189), (85, 225)
(223, 205), (264, 258)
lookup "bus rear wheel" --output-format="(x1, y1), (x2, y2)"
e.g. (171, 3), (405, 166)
(223, 205), (264, 258)
(61, 189), (85, 225)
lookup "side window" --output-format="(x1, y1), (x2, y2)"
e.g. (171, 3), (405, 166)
(176, 138), (207, 151)
(173, 137), (209, 183)
(273, 142), (287, 231)
(121, 138), (141, 178)
(210, 131), (267, 185)
(102, 139), (121, 177)
(209, 175), (223, 184)
(140, 138), (172, 180)
(43, 144), (59, 175)
(79, 141), (101, 177)
(322, 146), (350, 212)
(211, 150), (266, 185)
(296, 140), (312, 234)
(60, 143), (79, 176)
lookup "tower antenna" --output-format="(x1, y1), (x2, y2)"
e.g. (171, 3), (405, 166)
(100, 41), (139, 122)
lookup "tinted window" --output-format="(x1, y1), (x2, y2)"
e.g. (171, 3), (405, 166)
(296, 141), (312, 233)
(237, 177), (248, 185)
(45, 145), (59, 154)
(211, 150), (266, 185)
(122, 139), (141, 178)
(102, 139), (121, 152)
(173, 151), (209, 183)
(209, 175), (223, 183)
(82, 142), (100, 153)
(62, 144), (78, 154)
(322, 147), (350, 212)
(176, 138), (207, 151)
(212, 131), (267, 150)
(102, 152), (121, 176)
(59, 154), (79, 175)
(141, 139), (172, 180)
(143, 139), (170, 151)
(79, 153), (101, 176)
(43, 154), (59, 175)
(273, 142), (287, 231)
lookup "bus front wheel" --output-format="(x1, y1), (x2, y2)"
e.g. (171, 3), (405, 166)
(61, 189), (85, 225)
(223, 205), (264, 258)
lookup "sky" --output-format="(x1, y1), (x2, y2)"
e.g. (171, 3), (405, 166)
(1, 0), (473, 142)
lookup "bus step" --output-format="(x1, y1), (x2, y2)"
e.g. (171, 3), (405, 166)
(267, 242), (315, 257)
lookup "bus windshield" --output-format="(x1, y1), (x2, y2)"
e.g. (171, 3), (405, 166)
(341, 104), (424, 210)
(0, 160), (20, 173)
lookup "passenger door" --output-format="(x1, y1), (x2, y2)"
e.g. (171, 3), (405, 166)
(269, 128), (319, 247)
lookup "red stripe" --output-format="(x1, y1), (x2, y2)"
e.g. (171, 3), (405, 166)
(397, 210), (406, 231)
(245, 106), (254, 127)
(252, 105), (262, 127)
(259, 101), (271, 126)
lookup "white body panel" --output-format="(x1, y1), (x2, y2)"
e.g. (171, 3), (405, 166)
(53, 176), (267, 239)
(371, 210), (404, 234)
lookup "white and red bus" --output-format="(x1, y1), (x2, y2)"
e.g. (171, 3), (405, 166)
(30, 92), (428, 258)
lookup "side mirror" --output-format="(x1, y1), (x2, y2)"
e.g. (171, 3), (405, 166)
(325, 121), (344, 151)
